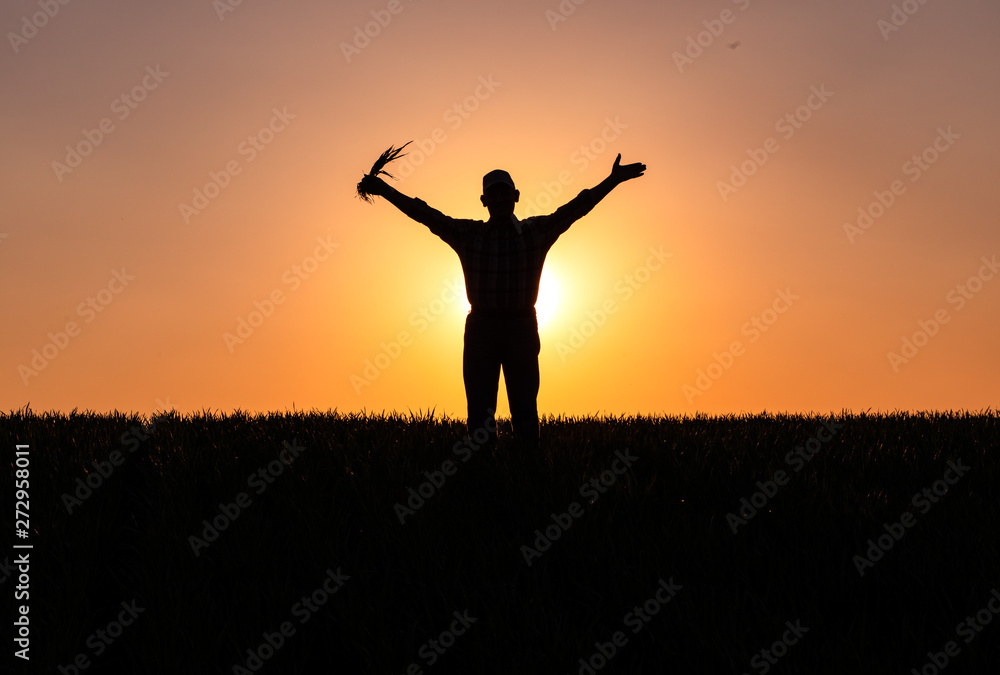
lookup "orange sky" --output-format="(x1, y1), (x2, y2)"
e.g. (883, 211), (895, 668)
(3, 0), (998, 417)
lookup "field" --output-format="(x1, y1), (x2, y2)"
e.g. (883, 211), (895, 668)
(2, 409), (998, 674)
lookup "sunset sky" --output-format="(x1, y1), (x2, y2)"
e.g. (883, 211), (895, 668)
(3, 0), (998, 418)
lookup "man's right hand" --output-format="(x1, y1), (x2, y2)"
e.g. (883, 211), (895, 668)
(359, 174), (386, 197)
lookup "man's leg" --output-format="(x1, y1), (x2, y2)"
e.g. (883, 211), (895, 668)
(502, 315), (540, 451)
(464, 314), (501, 445)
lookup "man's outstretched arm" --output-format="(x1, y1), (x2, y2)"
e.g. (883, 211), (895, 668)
(358, 174), (445, 227)
(538, 153), (646, 238)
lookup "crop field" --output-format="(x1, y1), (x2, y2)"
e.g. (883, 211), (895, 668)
(2, 409), (998, 674)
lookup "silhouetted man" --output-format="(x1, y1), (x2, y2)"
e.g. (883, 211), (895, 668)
(359, 153), (645, 450)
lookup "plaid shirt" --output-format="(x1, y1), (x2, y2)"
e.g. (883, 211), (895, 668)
(402, 189), (598, 312)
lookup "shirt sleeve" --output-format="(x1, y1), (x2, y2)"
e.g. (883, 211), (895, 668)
(394, 195), (474, 247)
(527, 188), (598, 244)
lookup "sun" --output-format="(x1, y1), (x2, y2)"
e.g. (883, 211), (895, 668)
(535, 266), (562, 332)
(448, 266), (562, 331)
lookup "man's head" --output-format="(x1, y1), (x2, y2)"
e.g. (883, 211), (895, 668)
(481, 169), (519, 221)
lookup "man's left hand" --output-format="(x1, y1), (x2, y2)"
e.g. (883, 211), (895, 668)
(610, 153), (646, 184)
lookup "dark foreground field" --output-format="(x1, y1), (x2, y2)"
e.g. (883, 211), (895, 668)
(2, 409), (998, 674)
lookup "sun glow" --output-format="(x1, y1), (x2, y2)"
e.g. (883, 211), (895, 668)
(448, 266), (562, 331)
(535, 266), (562, 332)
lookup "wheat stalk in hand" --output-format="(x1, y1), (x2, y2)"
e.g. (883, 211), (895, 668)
(357, 141), (412, 203)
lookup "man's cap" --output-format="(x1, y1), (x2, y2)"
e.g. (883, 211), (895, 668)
(483, 169), (515, 192)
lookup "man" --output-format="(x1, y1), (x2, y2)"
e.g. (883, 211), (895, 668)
(358, 153), (645, 450)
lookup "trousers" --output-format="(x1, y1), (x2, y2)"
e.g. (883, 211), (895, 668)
(463, 310), (540, 447)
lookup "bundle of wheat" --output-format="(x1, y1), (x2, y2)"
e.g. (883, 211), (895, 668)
(356, 141), (412, 203)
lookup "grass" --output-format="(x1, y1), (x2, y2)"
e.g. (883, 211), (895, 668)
(2, 409), (998, 674)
